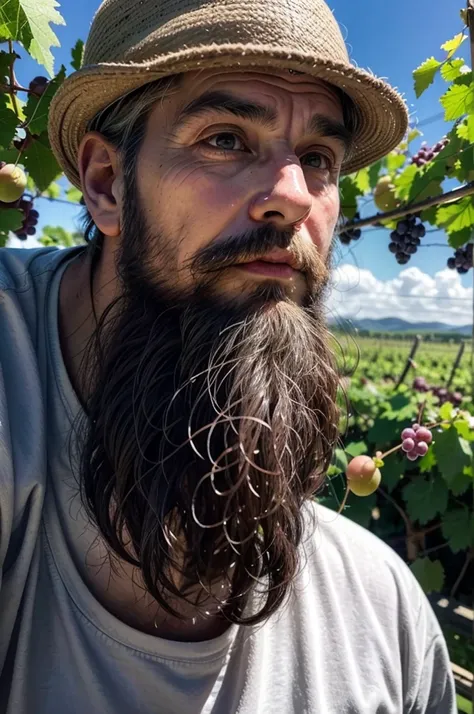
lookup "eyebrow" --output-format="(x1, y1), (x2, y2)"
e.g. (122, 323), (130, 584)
(174, 90), (353, 156)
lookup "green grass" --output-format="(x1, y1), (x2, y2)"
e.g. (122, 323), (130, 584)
(457, 694), (472, 713)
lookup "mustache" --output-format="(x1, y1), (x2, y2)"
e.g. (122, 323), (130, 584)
(187, 224), (330, 285)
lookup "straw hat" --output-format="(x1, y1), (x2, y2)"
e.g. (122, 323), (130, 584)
(49, 0), (408, 188)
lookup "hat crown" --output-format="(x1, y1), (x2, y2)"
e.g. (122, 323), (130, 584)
(84, 0), (350, 68)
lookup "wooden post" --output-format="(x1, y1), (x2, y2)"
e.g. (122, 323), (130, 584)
(395, 335), (421, 389)
(446, 341), (465, 391)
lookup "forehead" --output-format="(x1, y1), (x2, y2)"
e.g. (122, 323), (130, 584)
(172, 68), (344, 117)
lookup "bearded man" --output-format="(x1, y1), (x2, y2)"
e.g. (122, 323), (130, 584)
(0, 0), (456, 712)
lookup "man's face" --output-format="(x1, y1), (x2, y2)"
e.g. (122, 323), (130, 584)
(131, 68), (347, 303)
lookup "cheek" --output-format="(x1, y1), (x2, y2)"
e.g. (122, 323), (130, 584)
(307, 184), (340, 258)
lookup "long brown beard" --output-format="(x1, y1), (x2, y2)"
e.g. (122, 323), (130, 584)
(74, 183), (339, 626)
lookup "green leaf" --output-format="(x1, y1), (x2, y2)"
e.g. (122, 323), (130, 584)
(353, 168), (370, 194)
(344, 441), (367, 458)
(0, 50), (17, 82)
(22, 131), (61, 192)
(0, 207), (23, 236)
(433, 426), (472, 489)
(23, 64), (66, 136)
(0, 95), (18, 148)
(41, 224), (75, 247)
(380, 455), (406, 493)
(441, 32), (467, 59)
(43, 181), (60, 199)
(386, 152), (406, 172)
(332, 448), (348, 474)
(441, 59), (467, 82)
(407, 128), (421, 144)
(440, 82), (474, 121)
(439, 402), (456, 422)
(441, 507), (473, 553)
(446, 228), (472, 249)
(456, 114), (474, 143)
(65, 185), (82, 203)
(448, 469), (473, 496)
(413, 57), (442, 98)
(418, 447), (437, 473)
(71, 39), (84, 71)
(454, 417), (474, 441)
(410, 558), (444, 594)
(0, 0), (66, 77)
(403, 474), (449, 526)
(368, 159), (384, 191)
(340, 176), (362, 219)
(343, 492), (377, 528)
(394, 164), (418, 201)
(407, 160), (445, 204)
(437, 197), (474, 238)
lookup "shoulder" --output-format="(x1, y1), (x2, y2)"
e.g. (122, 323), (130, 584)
(0, 246), (70, 292)
(303, 501), (424, 619)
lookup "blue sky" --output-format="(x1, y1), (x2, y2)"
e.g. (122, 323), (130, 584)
(9, 0), (473, 323)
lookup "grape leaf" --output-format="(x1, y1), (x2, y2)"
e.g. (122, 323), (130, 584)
(407, 128), (421, 144)
(43, 181), (60, 199)
(380, 455), (406, 493)
(402, 474), (449, 525)
(353, 168), (370, 194)
(340, 176), (362, 219)
(448, 469), (473, 496)
(447, 228), (473, 248)
(344, 441), (368, 458)
(418, 447), (437, 473)
(71, 39), (84, 71)
(433, 426), (472, 489)
(0, 96), (18, 148)
(386, 152), (406, 172)
(343, 492), (377, 528)
(394, 164), (418, 201)
(456, 115), (474, 143)
(410, 558), (444, 594)
(22, 131), (61, 191)
(0, 50), (17, 82)
(441, 33), (467, 59)
(441, 508), (473, 553)
(0, 0), (65, 77)
(440, 82), (474, 121)
(441, 59), (467, 82)
(454, 417), (474, 441)
(407, 160), (445, 204)
(413, 57), (442, 98)
(368, 159), (384, 191)
(0, 208), (23, 236)
(66, 185), (82, 203)
(439, 402), (456, 422)
(23, 65), (66, 136)
(437, 197), (474, 238)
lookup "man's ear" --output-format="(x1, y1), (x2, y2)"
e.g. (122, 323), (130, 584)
(78, 132), (123, 238)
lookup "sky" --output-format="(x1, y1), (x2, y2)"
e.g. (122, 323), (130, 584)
(7, 0), (473, 326)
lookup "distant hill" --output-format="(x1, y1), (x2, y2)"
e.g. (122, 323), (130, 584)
(332, 317), (472, 336)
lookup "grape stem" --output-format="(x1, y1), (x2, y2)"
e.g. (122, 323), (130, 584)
(336, 484), (351, 515)
(7, 41), (20, 120)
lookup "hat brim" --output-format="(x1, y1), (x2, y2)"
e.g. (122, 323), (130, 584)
(49, 44), (408, 189)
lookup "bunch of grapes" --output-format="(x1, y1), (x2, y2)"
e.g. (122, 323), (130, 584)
(29, 76), (49, 97)
(400, 424), (432, 462)
(339, 212), (362, 245)
(411, 137), (449, 167)
(447, 244), (473, 274)
(388, 215), (426, 265)
(412, 377), (463, 406)
(14, 199), (39, 240)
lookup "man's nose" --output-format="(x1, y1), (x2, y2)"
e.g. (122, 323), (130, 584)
(248, 159), (312, 231)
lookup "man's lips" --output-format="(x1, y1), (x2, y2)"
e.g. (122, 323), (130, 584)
(234, 250), (302, 279)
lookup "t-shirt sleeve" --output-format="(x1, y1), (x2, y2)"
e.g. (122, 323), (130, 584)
(407, 591), (457, 714)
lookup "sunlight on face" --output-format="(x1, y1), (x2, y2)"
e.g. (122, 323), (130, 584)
(133, 68), (347, 303)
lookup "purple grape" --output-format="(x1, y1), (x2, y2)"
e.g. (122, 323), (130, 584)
(406, 451), (419, 461)
(402, 427), (417, 440)
(402, 437), (415, 452)
(396, 221), (408, 235)
(415, 441), (428, 457)
(388, 242), (398, 253)
(447, 257), (456, 269)
(415, 427), (432, 444)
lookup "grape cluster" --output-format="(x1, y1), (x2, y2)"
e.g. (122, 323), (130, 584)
(29, 76), (49, 97)
(401, 424), (432, 461)
(388, 215), (426, 265)
(447, 244), (473, 274)
(14, 199), (39, 240)
(339, 212), (362, 245)
(411, 137), (449, 167)
(413, 377), (463, 406)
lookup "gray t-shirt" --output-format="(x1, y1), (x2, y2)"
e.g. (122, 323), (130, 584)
(0, 246), (456, 714)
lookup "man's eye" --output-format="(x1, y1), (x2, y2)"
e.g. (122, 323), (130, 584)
(302, 152), (332, 170)
(205, 132), (247, 152)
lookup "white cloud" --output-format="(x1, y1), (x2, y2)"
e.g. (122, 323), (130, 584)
(327, 264), (473, 326)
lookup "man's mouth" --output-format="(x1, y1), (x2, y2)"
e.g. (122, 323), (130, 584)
(234, 250), (301, 279)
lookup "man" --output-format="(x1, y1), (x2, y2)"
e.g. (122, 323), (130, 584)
(0, 0), (456, 712)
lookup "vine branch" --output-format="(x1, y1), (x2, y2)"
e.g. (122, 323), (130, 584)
(7, 41), (20, 120)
